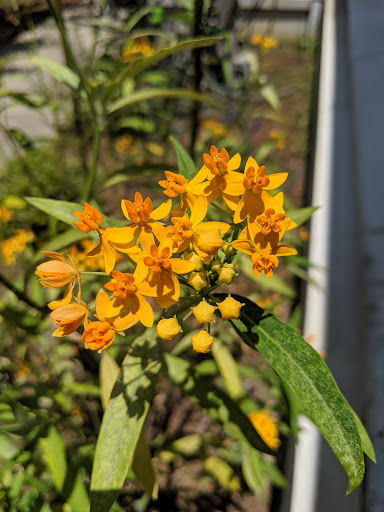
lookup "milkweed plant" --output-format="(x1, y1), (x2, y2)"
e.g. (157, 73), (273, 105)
(33, 138), (374, 511)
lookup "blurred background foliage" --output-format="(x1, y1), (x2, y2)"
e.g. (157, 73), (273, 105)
(0, 0), (315, 510)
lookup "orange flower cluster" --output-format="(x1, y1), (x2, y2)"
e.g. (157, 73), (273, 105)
(36, 145), (297, 353)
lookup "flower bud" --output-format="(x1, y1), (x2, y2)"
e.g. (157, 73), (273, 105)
(188, 271), (208, 292)
(222, 241), (237, 257)
(196, 230), (224, 255)
(192, 299), (217, 324)
(217, 295), (244, 320)
(217, 263), (237, 285)
(157, 316), (182, 341)
(211, 258), (221, 272)
(184, 252), (203, 271)
(192, 329), (215, 353)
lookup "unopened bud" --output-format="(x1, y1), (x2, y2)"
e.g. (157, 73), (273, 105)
(217, 295), (244, 320)
(192, 299), (217, 323)
(211, 258), (222, 272)
(217, 263), (237, 285)
(192, 329), (215, 353)
(157, 316), (182, 341)
(184, 252), (203, 271)
(188, 271), (208, 292)
(196, 230), (224, 255)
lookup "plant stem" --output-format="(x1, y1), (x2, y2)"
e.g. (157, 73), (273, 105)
(211, 201), (233, 220)
(82, 125), (102, 202)
(0, 273), (49, 314)
(80, 271), (108, 276)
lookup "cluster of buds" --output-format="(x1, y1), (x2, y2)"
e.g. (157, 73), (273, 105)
(36, 145), (297, 353)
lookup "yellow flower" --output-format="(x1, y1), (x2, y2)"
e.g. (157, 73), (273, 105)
(269, 129), (286, 150)
(233, 157), (288, 223)
(123, 36), (154, 62)
(188, 271), (208, 292)
(73, 202), (138, 275)
(192, 299), (217, 323)
(202, 145), (244, 208)
(1, 229), (34, 265)
(251, 34), (279, 51)
(36, 251), (79, 289)
(248, 410), (281, 450)
(81, 289), (139, 352)
(157, 316), (182, 341)
(217, 295), (244, 320)
(192, 329), (215, 353)
(165, 195), (230, 263)
(119, 192), (172, 249)
(115, 134), (133, 153)
(217, 263), (237, 285)
(50, 301), (88, 337)
(0, 206), (12, 222)
(201, 119), (228, 137)
(104, 268), (154, 327)
(158, 168), (208, 211)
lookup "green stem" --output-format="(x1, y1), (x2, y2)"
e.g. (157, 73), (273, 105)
(0, 273), (49, 314)
(82, 126), (102, 202)
(80, 271), (108, 276)
(211, 202), (233, 220)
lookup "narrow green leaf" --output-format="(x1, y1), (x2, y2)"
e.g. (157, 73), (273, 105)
(204, 456), (241, 492)
(105, 37), (220, 98)
(211, 341), (243, 400)
(90, 330), (162, 512)
(30, 56), (80, 89)
(108, 88), (218, 115)
(241, 443), (266, 495)
(353, 411), (376, 462)
(285, 206), (318, 227)
(40, 426), (90, 512)
(100, 352), (120, 410)
(25, 197), (125, 228)
(169, 136), (198, 180)
(0, 88), (45, 108)
(124, 6), (155, 33)
(260, 84), (281, 111)
(164, 353), (274, 455)
(131, 431), (158, 499)
(223, 294), (365, 493)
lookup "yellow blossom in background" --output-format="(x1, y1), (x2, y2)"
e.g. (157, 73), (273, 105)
(1, 229), (34, 265)
(115, 134), (133, 153)
(217, 295), (244, 320)
(299, 226), (310, 242)
(192, 329), (215, 353)
(192, 299), (217, 324)
(269, 129), (286, 150)
(188, 271), (208, 292)
(122, 36), (154, 62)
(157, 316), (182, 341)
(201, 119), (228, 138)
(248, 410), (281, 450)
(0, 206), (12, 222)
(251, 34), (279, 50)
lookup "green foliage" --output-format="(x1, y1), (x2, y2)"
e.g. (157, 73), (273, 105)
(224, 294), (369, 493)
(170, 135), (198, 180)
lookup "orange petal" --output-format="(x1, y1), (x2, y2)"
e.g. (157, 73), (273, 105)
(95, 289), (111, 321)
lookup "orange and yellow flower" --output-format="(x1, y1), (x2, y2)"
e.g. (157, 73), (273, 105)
(50, 300), (88, 337)
(81, 289), (138, 352)
(248, 410), (281, 450)
(158, 168), (208, 211)
(36, 251), (79, 289)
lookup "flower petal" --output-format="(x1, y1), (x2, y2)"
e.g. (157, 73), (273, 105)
(188, 164), (208, 187)
(195, 221), (230, 235)
(113, 311), (139, 332)
(190, 195), (208, 227)
(264, 173), (288, 190)
(227, 153), (241, 171)
(96, 289), (111, 321)
(105, 226), (138, 244)
(151, 198), (172, 220)
(170, 258), (196, 274)
(222, 192), (240, 211)
(131, 293), (154, 327)
(274, 244), (298, 256)
(231, 239), (255, 255)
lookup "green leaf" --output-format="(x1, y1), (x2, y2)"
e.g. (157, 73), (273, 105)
(169, 136), (198, 180)
(260, 84), (280, 111)
(0, 88), (45, 108)
(204, 456), (241, 492)
(211, 341), (243, 400)
(108, 88), (218, 115)
(40, 426), (90, 512)
(353, 411), (376, 462)
(224, 294), (365, 493)
(25, 197), (125, 228)
(241, 443), (266, 495)
(131, 431), (158, 499)
(105, 37), (220, 98)
(114, 116), (156, 133)
(90, 330), (162, 512)
(285, 206), (318, 227)
(30, 56), (80, 89)
(100, 352), (120, 410)
(164, 353), (274, 455)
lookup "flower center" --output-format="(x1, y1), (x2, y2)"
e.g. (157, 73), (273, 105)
(244, 166), (270, 194)
(251, 248), (279, 278)
(257, 208), (285, 235)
